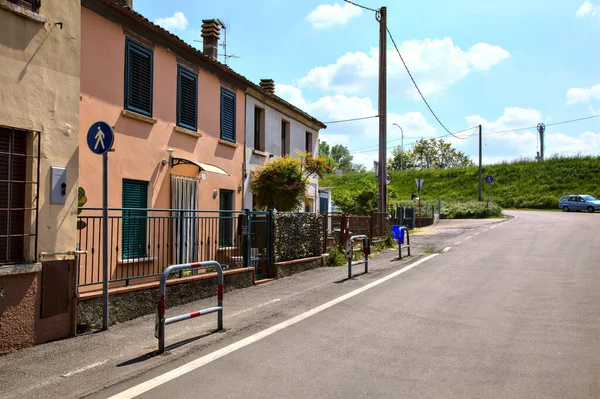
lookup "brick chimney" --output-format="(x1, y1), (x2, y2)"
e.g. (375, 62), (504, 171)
(112, 0), (132, 8)
(259, 79), (275, 95)
(201, 20), (221, 60)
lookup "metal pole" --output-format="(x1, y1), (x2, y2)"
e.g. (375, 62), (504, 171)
(478, 124), (482, 201)
(102, 152), (109, 331)
(377, 6), (387, 213)
(418, 188), (421, 229)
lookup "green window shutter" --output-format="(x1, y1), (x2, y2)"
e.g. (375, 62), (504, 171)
(219, 190), (234, 247)
(122, 179), (148, 260)
(220, 87), (236, 142)
(125, 38), (153, 117)
(177, 66), (198, 131)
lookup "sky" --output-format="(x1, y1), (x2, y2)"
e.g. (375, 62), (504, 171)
(136, 0), (600, 167)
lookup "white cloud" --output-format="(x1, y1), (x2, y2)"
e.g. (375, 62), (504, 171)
(576, 1), (600, 18)
(297, 38), (509, 99)
(275, 85), (438, 168)
(461, 107), (600, 163)
(155, 12), (188, 31)
(566, 84), (600, 104)
(305, 2), (362, 29)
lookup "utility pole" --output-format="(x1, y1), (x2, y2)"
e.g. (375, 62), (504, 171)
(537, 123), (545, 161)
(478, 124), (482, 201)
(377, 6), (387, 213)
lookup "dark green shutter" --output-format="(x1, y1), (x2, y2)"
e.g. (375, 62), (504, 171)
(219, 190), (234, 246)
(125, 38), (153, 117)
(122, 179), (148, 260)
(220, 88), (236, 142)
(177, 66), (198, 131)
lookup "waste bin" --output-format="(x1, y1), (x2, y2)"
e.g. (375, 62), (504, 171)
(391, 225), (404, 244)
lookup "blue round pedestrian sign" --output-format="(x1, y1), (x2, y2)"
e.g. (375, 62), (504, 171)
(485, 175), (494, 184)
(87, 121), (114, 155)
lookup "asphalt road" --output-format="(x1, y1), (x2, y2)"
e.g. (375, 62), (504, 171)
(98, 211), (600, 399)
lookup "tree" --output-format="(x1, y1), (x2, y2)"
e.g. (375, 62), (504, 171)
(388, 138), (473, 170)
(249, 152), (329, 211)
(319, 141), (366, 173)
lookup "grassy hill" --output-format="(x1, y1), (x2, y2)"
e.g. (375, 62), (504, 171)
(320, 156), (600, 209)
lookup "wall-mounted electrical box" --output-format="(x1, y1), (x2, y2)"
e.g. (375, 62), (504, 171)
(50, 166), (67, 204)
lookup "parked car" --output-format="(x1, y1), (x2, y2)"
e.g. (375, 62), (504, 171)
(558, 195), (600, 212)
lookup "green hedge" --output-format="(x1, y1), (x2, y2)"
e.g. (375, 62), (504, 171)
(442, 201), (503, 219)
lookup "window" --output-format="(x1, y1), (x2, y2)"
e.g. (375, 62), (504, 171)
(305, 131), (313, 155)
(125, 38), (154, 117)
(0, 127), (38, 265)
(177, 66), (198, 131)
(220, 87), (236, 142)
(7, 0), (40, 12)
(281, 120), (290, 156)
(122, 179), (148, 260)
(219, 190), (234, 247)
(254, 107), (265, 151)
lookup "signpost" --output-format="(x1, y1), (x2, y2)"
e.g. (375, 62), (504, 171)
(87, 121), (114, 331)
(485, 175), (494, 206)
(415, 179), (424, 228)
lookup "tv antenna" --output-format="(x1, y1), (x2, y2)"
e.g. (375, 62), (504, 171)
(193, 19), (241, 65)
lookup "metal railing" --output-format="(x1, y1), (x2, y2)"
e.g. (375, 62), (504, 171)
(77, 208), (245, 288)
(346, 235), (370, 279)
(156, 260), (223, 354)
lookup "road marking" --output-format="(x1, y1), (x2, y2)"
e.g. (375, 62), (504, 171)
(490, 226), (497, 229)
(454, 241), (462, 245)
(465, 236), (473, 240)
(442, 247), (451, 253)
(62, 360), (108, 378)
(474, 232), (480, 236)
(108, 255), (439, 399)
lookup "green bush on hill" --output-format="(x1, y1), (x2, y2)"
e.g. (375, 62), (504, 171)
(442, 201), (503, 219)
(322, 156), (600, 210)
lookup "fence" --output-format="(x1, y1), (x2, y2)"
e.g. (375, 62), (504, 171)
(77, 208), (247, 290)
(322, 211), (392, 253)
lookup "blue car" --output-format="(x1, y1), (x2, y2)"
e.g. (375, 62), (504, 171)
(558, 195), (600, 213)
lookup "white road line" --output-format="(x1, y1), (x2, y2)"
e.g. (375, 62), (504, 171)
(62, 360), (108, 378)
(474, 232), (480, 236)
(108, 254), (439, 399)
(465, 236), (473, 240)
(442, 247), (451, 253)
(490, 226), (497, 229)
(454, 241), (462, 245)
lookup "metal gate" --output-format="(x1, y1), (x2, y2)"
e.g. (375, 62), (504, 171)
(249, 211), (273, 279)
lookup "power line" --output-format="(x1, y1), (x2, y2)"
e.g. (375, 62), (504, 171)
(323, 115), (379, 124)
(343, 0), (379, 12)
(483, 113), (600, 135)
(387, 27), (470, 140)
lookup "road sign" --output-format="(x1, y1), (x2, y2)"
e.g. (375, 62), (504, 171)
(415, 179), (424, 190)
(87, 121), (114, 155)
(485, 175), (494, 184)
(386, 174), (392, 185)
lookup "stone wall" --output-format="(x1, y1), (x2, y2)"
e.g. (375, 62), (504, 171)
(78, 269), (253, 331)
(274, 213), (322, 262)
(273, 255), (327, 279)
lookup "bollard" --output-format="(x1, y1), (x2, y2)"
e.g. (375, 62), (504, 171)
(398, 227), (411, 260)
(346, 235), (370, 279)
(156, 260), (224, 354)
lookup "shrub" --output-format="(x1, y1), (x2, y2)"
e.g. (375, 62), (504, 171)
(442, 201), (503, 219)
(327, 247), (346, 266)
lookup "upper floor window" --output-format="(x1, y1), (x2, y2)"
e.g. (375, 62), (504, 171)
(220, 87), (236, 143)
(177, 65), (198, 131)
(7, 0), (40, 12)
(305, 131), (313, 155)
(281, 120), (290, 156)
(125, 38), (153, 117)
(254, 107), (265, 152)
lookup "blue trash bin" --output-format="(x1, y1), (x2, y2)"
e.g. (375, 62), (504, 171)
(391, 225), (405, 244)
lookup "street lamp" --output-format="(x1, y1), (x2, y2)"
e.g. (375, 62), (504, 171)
(392, 123), (404, 170)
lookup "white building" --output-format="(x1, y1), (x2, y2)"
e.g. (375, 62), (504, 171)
(243, 80), (326, 211)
